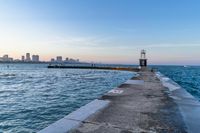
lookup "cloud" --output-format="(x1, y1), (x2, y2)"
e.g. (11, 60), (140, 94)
(35, 36), (114, 48)
(31, 34), (200, 51)
(142, 43), (200, 48)
(105, 43), (200, 50)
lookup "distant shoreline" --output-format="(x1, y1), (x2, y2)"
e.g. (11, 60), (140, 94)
(0, 61), (88, 64)
(0, 62), (199, 67)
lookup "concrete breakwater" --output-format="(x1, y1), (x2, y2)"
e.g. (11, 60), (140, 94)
(48, 65), (140, 72)
(39, 69), (200, 133)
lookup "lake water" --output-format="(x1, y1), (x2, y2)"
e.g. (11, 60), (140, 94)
(1, 64), (200, 133)
(0, 64), (134, 133)
(156, 66), (200, 101)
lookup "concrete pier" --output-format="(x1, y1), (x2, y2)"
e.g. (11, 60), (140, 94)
(39, 69), (200, 133)
(47, 65), (140, 72)
(39, 50), (200, 132)
(69, 71), (187, 133)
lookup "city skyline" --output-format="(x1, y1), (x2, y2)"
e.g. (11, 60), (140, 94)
(0, 53), (80, 63)
(1, 0), (200, 65)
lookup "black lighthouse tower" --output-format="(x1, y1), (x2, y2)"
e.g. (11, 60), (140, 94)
(139, 50), (147, 67)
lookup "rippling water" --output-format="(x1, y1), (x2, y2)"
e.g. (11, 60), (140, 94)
(0, 64), (134, 133)
(156, 66), (200, 101)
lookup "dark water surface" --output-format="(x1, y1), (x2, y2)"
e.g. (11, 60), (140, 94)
(0, 64), (134, 133)
(156, 66), (200, 101)
(1, 64), (199, 133)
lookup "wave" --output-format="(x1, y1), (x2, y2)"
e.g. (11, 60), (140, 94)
(0, 73), (16, 77)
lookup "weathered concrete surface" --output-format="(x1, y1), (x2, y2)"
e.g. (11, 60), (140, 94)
(70, 71), (188, 133)
(156, 72), (200, 133)
(38, 100), (110, 133)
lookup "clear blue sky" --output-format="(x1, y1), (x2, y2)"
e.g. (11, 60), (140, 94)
(0, 0), (200, 65)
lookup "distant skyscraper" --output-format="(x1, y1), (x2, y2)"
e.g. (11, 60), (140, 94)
(32, 55), (39, 62)
(56, 56), (62, 62)
(3, 55), (8, 59)
(0, 55), (13, 62)
(26, 53), (31, 61)
(69, 58), (75, 62)
(21, 56), (25, 61)
(51, 58), (55, 62)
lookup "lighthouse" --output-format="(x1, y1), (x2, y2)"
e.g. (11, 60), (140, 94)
(139, 50), (147, 67)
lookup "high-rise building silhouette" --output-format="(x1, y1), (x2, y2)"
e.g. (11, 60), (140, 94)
(26, 53), (31, 61)
(56, 56), (62, 62)
(32, 55), (39, 62)
(21, 56), (25, 61)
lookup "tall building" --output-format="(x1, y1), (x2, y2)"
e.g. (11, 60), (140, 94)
(26, 53), (31, 61)
(69, 58), (75, 62)
(51, 58), (55, 62)
(56, 56), (62, 62)
(3, 55), (8, 59)
(32, 55), (39, 62)
(21, 56), (25, 61)
(0, 55), (13, 62)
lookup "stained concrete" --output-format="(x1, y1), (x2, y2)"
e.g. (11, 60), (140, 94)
(157, 72), (200, 133)
(38, 100), (110, 133)
(70, 71), (188, 133)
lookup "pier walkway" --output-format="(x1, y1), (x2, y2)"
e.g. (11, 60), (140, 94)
(39, 69), (200, 133)
(69, 71), (187, 133)
(48, 65), (140, 72)
(39, 50), (200, 133)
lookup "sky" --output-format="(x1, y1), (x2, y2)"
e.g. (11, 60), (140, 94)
(0, 0), (200, 65)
